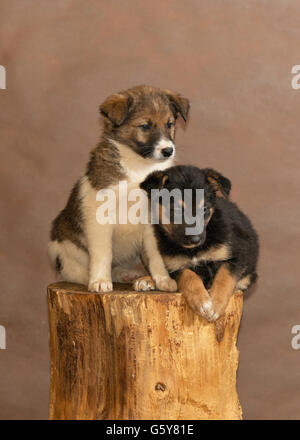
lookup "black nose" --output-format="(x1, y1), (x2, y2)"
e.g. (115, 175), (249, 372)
(162, 147), (173, 157)
(189, 235), (201, 244)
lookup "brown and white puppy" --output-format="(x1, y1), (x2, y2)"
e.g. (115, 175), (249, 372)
(48, 85), (190, 292)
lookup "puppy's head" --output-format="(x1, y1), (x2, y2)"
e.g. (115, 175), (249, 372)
(140, 166), (231, 248)
(100, 85), (189, 161)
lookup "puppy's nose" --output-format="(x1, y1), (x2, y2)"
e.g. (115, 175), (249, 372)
(162, 147), (173, 157)
(189, 235), (201, 244)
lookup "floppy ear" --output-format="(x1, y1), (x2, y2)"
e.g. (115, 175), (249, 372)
(100, 93), (134, 126)
(140, 171), (169, 195)
(203, 168), (231, 198)
(163, 89), (190, 122)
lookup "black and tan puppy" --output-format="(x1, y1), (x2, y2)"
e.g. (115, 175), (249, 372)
(138, 165), (259, 321)
(48, 86), (189, 292)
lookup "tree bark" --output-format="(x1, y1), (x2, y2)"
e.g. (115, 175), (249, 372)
(48, 282), (243, 420)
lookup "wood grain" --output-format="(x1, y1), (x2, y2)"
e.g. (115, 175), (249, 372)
(48, 282), (243, 420)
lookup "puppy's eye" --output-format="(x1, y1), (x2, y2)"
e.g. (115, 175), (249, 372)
(139, 123), (151, 131)
(167, 121), (174, 129)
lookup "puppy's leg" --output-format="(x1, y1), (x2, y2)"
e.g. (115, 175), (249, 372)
(178, 269), (215, 320)
(87, 223), (114, 292)
(208, 263), (237, 321)
(142, 226), (177, 292)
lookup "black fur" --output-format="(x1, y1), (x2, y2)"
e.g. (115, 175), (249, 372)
(55, 256), (62, 273)
(141, 165), (259, 290)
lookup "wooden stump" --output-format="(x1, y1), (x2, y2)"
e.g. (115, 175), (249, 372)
(48, 282), (243, 420)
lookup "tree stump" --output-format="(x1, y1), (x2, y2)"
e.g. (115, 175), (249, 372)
(48, 282), (243, 420)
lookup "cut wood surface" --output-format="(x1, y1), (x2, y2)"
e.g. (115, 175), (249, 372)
(48, 282), (243, 420)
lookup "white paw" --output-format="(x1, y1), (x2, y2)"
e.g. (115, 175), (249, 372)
(133, 277), (155, 291)
(88, 280), (113, 293)
(155, 276), (177, 292)
(199, 299), (219, 321)
(210, 312), (220, 322)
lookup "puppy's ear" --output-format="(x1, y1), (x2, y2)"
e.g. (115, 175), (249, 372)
(203, 168), (231, 198)
(163, 89), (190, 122)
(140, 171), (169, 194)
(100, 93), (134, 126)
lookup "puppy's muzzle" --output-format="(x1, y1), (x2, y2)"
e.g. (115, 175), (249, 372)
(162, 147), (174, 158)
(183, 232), (206, 248)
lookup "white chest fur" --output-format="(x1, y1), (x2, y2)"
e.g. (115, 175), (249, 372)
(111, 140), (174, 183)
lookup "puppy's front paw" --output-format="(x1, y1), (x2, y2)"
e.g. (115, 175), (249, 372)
(178, 269), (222, 321)
(182, 286), (216, 321)
(155, 276), (177, 292)
(184, 292), (215, 320)
(199, 299), (219, 321)
(193, 298), (223, 322)
(133, 276), (156, 291)
(88, 279), (113, 293)
(206, 294), (229, 322)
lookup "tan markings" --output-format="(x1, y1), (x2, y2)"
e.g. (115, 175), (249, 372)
(198, 244), (231, 262)
(161, 224), (173, 234)
(178, 269), (211, 316)
(205, 208), (213, 223)
(207, 175), (218, 190)
(163, 244), (231, 273)
(164, 254), (190, 272)
(236, 274), (251, 290)
(209, 264), (237, 319)
(207, 175), (228, 199)
(182, 243), (199, 249)
(162, 174), (169, 186)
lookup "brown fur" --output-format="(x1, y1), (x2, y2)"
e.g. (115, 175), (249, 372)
(86, 139), (126, 190)
(98, 85), (189, 163)
(177, 269), (211, 313)
(178, 264), (237, 321)
(236, 274), (252, 290)
(209, 264), (237, 318)
(50, 180), (87, 251)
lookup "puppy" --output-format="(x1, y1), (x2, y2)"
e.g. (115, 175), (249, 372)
(48, 86), (190, 292)
(137, 165), (259, 321)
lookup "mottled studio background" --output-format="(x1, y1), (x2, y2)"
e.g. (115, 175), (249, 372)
(1, 0), (300, 419)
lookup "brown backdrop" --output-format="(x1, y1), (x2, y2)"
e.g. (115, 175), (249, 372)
(1, 0), (300, 420)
